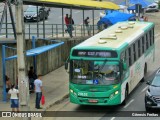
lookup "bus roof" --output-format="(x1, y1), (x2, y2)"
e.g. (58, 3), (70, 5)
(73, 21), (154, 50)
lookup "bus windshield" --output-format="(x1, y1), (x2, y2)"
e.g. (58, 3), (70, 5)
(70, 60), (120, 85)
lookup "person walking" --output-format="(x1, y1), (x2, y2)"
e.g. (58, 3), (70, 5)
(8, 84), (19, 112)
(68, 15), (74, 38)
(84, 17), (90, 36)
(139, 16), (144, 21)
(34, 74), (43, 109)
(64, 14), (69, 33)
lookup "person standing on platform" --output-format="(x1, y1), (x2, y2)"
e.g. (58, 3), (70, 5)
(28, 66), (37, 92)
(34, 75), (43, 109)
(84, 17), (91, 36)
(64, 14), (70, 33)
(8, 84), (19, 112)
(68, 15), (74, 38)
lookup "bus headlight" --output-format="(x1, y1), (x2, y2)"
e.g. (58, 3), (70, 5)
(110, 91), (119, 99)
(70, 89), (77, 97)
(115, 91), (119, 95)
(70, 89), (73, 93)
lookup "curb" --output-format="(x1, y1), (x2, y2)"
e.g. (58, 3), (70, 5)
(43, 93), (69, 111)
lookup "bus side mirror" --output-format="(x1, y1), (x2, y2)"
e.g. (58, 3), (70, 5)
(65, 62), (68, 70)
(146, 81), (151, 85)
(123, 63), (127, 70)
(65, 56), (70, 72)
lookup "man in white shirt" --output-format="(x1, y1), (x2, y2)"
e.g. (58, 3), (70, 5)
(8, 84), (19, 112)
(34, 75), (43, 109)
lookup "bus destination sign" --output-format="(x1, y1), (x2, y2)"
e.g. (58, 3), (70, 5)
(72, 50), (117, 58)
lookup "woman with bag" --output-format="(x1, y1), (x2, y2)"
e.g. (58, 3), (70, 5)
(8, 84), (19, 112)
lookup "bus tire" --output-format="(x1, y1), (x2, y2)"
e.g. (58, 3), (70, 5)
(145, 106), (150, 112)
(141, 63), (147, 82)
(121, 86), (128, 105)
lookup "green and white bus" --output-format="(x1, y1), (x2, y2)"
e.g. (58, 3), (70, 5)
(65, 21), (155, 105)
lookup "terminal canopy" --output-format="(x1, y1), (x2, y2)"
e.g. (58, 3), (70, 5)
(5, 41), (64, 61)
(23, 0), (119, 10)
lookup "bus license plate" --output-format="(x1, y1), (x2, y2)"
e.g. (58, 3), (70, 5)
(89, 99), (98, 103)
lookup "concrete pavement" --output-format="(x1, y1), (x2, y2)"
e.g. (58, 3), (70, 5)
(0, 66), (69, 112)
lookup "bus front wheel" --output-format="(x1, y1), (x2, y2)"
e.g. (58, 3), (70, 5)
(141, 64), (147, 82)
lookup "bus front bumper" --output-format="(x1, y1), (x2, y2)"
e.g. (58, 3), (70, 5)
(70, 91), (121, 106)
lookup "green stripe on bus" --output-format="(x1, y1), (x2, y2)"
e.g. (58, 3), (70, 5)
(143, 22), (154, 32)
(117, 43), (128, 51)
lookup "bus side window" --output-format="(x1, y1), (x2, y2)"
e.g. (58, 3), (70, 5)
(138, 39), (141, 57)
(133, 43), (136, 62)
(125, 50), (129, 67)
(149, 30), (152, 46)
(148, 32), (150, 48)
(146, 34), (149, 50)
(150, 29), (154, 46)
(121, 51), (127, 79)
(142, 36), (145, 53)
(131, 45), (134, 65)
(135, 41), (139, 60)
(128, 47), (132, 66)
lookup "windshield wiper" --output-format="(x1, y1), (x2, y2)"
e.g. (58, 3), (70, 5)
(97, 60), (107, 74)
(151, 84), (159, 87)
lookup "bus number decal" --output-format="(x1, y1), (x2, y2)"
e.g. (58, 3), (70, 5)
(78, 92), (88, 97)
(77, 75), (87, 79)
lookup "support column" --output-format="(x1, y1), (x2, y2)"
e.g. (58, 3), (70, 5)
(125, 0), (129, 7)
(37, 6), (39, 38)
(32, 36), (37, 74)
(0, 3), (7, 35)
(82, 9), (85, 36)
(15, 0), (30, 117)
(2, 45), (6, 102)
(62, 8), (64, 37)
(8, 0), (16, 39)
(70, 7), (73, 37)
(92, 9), (95, 35)
(43, 4), (45, 38)
(5, 6), (8, 38)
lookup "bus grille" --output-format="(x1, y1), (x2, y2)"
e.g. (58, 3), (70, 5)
(152, 96), (160, 103)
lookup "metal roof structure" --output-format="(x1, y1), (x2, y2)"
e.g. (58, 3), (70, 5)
(23, 0), (119, 10)
(5, 41), (64, 61)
